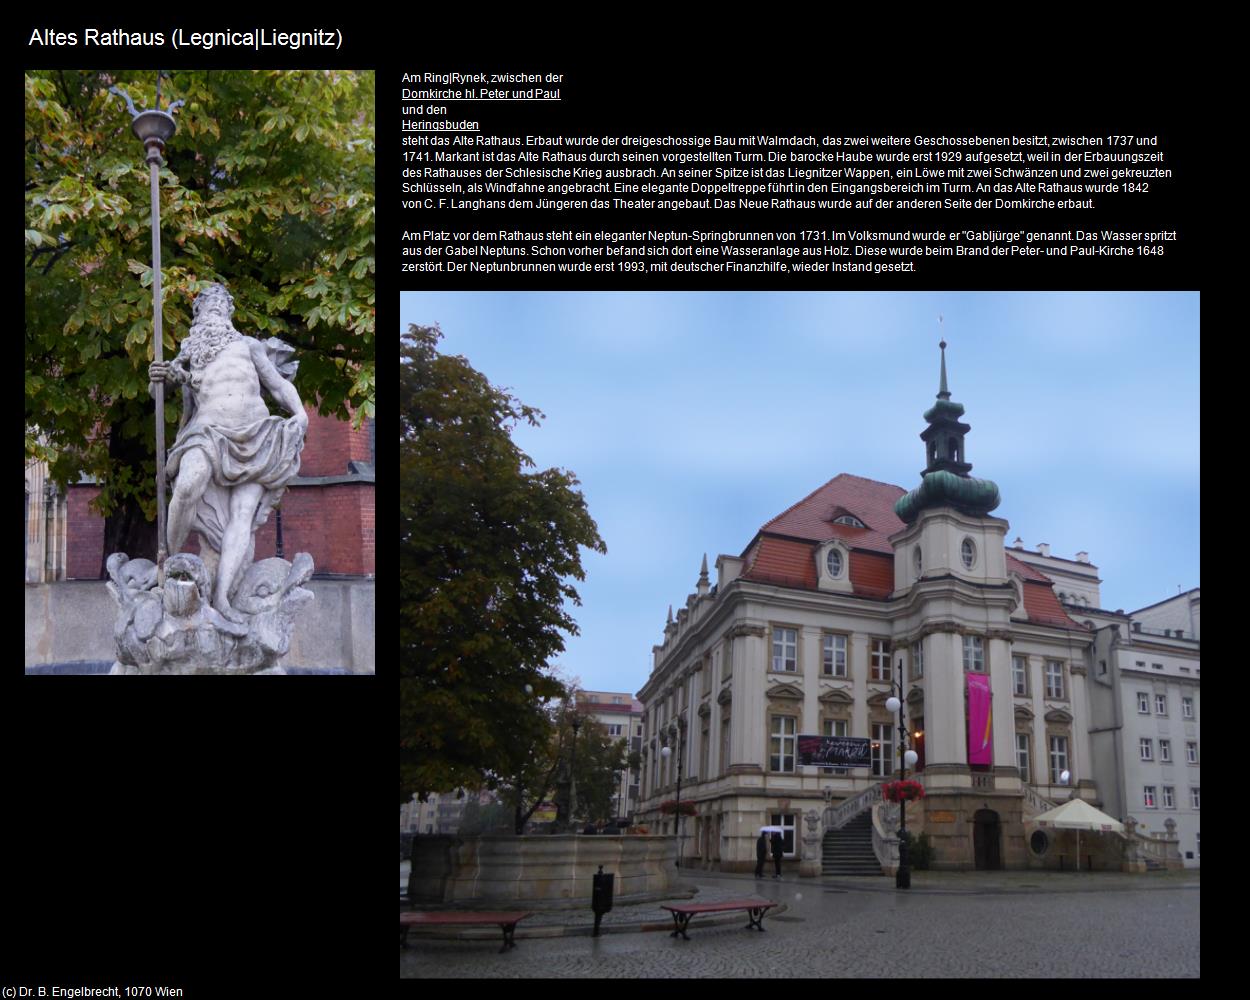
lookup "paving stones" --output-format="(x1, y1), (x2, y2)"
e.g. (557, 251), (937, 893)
(400, 870), (1199, 978)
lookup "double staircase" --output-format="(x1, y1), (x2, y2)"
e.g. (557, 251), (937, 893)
(821, 812), (882, 876)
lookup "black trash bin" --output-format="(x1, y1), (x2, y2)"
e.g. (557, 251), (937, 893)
(592, 865), (615, 936)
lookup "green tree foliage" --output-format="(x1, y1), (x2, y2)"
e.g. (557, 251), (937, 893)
(400, 324), (606, 803)
(25, 70), (374, 561)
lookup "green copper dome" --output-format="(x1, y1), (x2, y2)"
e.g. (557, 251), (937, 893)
(894, 470), (1000, 523)
(894, 339), (1000, 524)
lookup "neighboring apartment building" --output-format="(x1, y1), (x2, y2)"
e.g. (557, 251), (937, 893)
(400, 788), (499, 836)
(1086, 589), (1200, 867)
(636, 344), (1196, 872)
(576, 690), (644, 823)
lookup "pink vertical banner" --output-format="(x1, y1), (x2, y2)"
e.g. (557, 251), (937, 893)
(967, 673), (993, 766)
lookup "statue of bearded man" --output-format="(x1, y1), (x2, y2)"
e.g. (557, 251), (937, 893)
(148, 283), (308, 622)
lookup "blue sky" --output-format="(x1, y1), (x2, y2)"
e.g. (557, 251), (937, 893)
(402, 292), (1200, 697)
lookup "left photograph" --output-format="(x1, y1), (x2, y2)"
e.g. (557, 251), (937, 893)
(25, 69), (375, 675)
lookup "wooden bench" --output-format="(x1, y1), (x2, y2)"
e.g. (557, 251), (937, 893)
(400, 911), (535, 952)
(660, 899), (778, 940)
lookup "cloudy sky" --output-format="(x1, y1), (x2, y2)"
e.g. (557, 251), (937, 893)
(401, 292), (1200, 697)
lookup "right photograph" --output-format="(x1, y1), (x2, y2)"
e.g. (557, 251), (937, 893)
(402, 290), (1199, 882)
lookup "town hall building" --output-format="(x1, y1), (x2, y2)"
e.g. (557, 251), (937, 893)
(635, 343), (1196, 872)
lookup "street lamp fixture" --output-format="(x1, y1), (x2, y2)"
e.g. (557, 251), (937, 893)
(660, 715), (687, 866)
(886, 661), (919, 890)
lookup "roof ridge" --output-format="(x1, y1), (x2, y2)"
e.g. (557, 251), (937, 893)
(760, 472), (904, 532)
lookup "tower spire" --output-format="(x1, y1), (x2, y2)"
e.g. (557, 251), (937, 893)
(937, 323), (950, 400)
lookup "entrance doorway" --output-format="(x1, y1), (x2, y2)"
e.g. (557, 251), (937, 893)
(973, 809), (1002, 870)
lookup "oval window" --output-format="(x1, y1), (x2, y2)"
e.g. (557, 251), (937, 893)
(961, 538), (976, 569)
(1030, 830), (1049, 856)
(826, 548), (843, 578)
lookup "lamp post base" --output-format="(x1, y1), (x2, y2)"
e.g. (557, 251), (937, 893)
(896, 833), (911, 889)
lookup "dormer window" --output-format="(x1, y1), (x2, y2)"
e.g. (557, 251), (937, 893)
(833, 514), (866, 528)
(825, 548), (844, 578)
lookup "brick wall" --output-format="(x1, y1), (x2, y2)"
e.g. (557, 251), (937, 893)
(65, 486), (104, 580)
(60, 408), (374, 579)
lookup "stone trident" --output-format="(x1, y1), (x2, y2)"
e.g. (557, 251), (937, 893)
(110, 74), (184, 566)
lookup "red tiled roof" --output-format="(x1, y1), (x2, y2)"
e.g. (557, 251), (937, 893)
(1021, 580), (1083, 628)
(757, 474), (907, 554)
(735, 473), (1085, 629)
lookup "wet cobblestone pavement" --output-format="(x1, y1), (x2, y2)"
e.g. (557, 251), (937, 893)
(400, 867), (1199, 977)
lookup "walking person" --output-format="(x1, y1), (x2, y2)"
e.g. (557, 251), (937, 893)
(755, 831), (768, 878)
(770, 831), (784, 878)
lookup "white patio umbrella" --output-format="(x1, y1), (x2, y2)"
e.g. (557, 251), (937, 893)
(1030, 798), (1125, 871)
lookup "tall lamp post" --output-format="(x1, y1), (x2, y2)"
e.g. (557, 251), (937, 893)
(109, 75), (183, 567)
(886, 661), (920, 890)
(660, 716), (687, 866)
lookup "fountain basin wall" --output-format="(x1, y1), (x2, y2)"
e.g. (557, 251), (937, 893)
(408, 834), (679, 907)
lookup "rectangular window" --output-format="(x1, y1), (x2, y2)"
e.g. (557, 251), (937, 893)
(912, 641), (924, 679)
(770, 716), (796, 772)
(769, 813), (797, 857)
(962, 635), (984, 673)
(872, 722), (894, 778)
(1143, 786), (1156, 808)
(1162, 786), (1175, 809)
(1181, 697), (1194, 719)
(1135, 661), (1146, 669)
(822, 633), (847, 678)
(1139, 738), (1153, 761)
(1016, 733), (1030, 783)
(607, 724), (623, 737)
(772, 627), (798, 673)
(1048, 735), (1069, 784)
(700, 721), (710, 780)
(1190, 787), (1200, 810)
(1012, 655), (1028, 696)
(1137, 692), (1150, 714)
(1186, 742), (1197, 764)
(720, 713), (731, 776)
(1159, 739), (1172, 763)
(612, 696), (623, 704)
(1155, 694), (1167, 716)
(1045, 660), (1065, 699)
(822, 719), (850, 774)
(1152, 662), (1164, 671)
(723, 638), (733, 679)
(871, 639), (892, 681)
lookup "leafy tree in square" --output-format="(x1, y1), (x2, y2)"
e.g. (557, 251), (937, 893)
(400, 324), (605, 807)
(25, 70), (375, 567)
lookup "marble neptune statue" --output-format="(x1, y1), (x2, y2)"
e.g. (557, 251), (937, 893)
(148, 282), (307, 621)
(104, 282), (315, 674)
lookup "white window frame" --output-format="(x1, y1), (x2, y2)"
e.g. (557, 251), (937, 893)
(961, 537), (976, 569)
(1048, 735), (1069, 784)
(770, 715), (796, 773)
(1181, 697), (1194, 719)
(1162, 786), (1175, 809)
(1159, 739), (1172, 763)
(825, 547), (844, 578)
(607, 723), (623, 737)
(1137, 692), (1150, 714)
(912, 641), (924, 679)
(822, 633), (848, 678)
(1139, 738), (1153, 761)
(871, 639), (891, 681)
(962, 635), (984, 673)
(1012, 655), (1028, 696)
(1045, 660), (1065, 699)
(1143, 786), (1157, 808)
(1155, 693), (1167, 716)
(1190, 787), (1200, 810)
(872, 722), (894, 778)
(769, 812), (798, 857)
(771, 627), (798, 673)
(1186, 742), (1197, 765)
(1016, 732), (1030, 783)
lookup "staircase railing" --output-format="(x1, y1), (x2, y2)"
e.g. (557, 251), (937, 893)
(871, 803), (898, 873)
(824, 782), (885, 830)
(1021, 783), (1055, 818)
